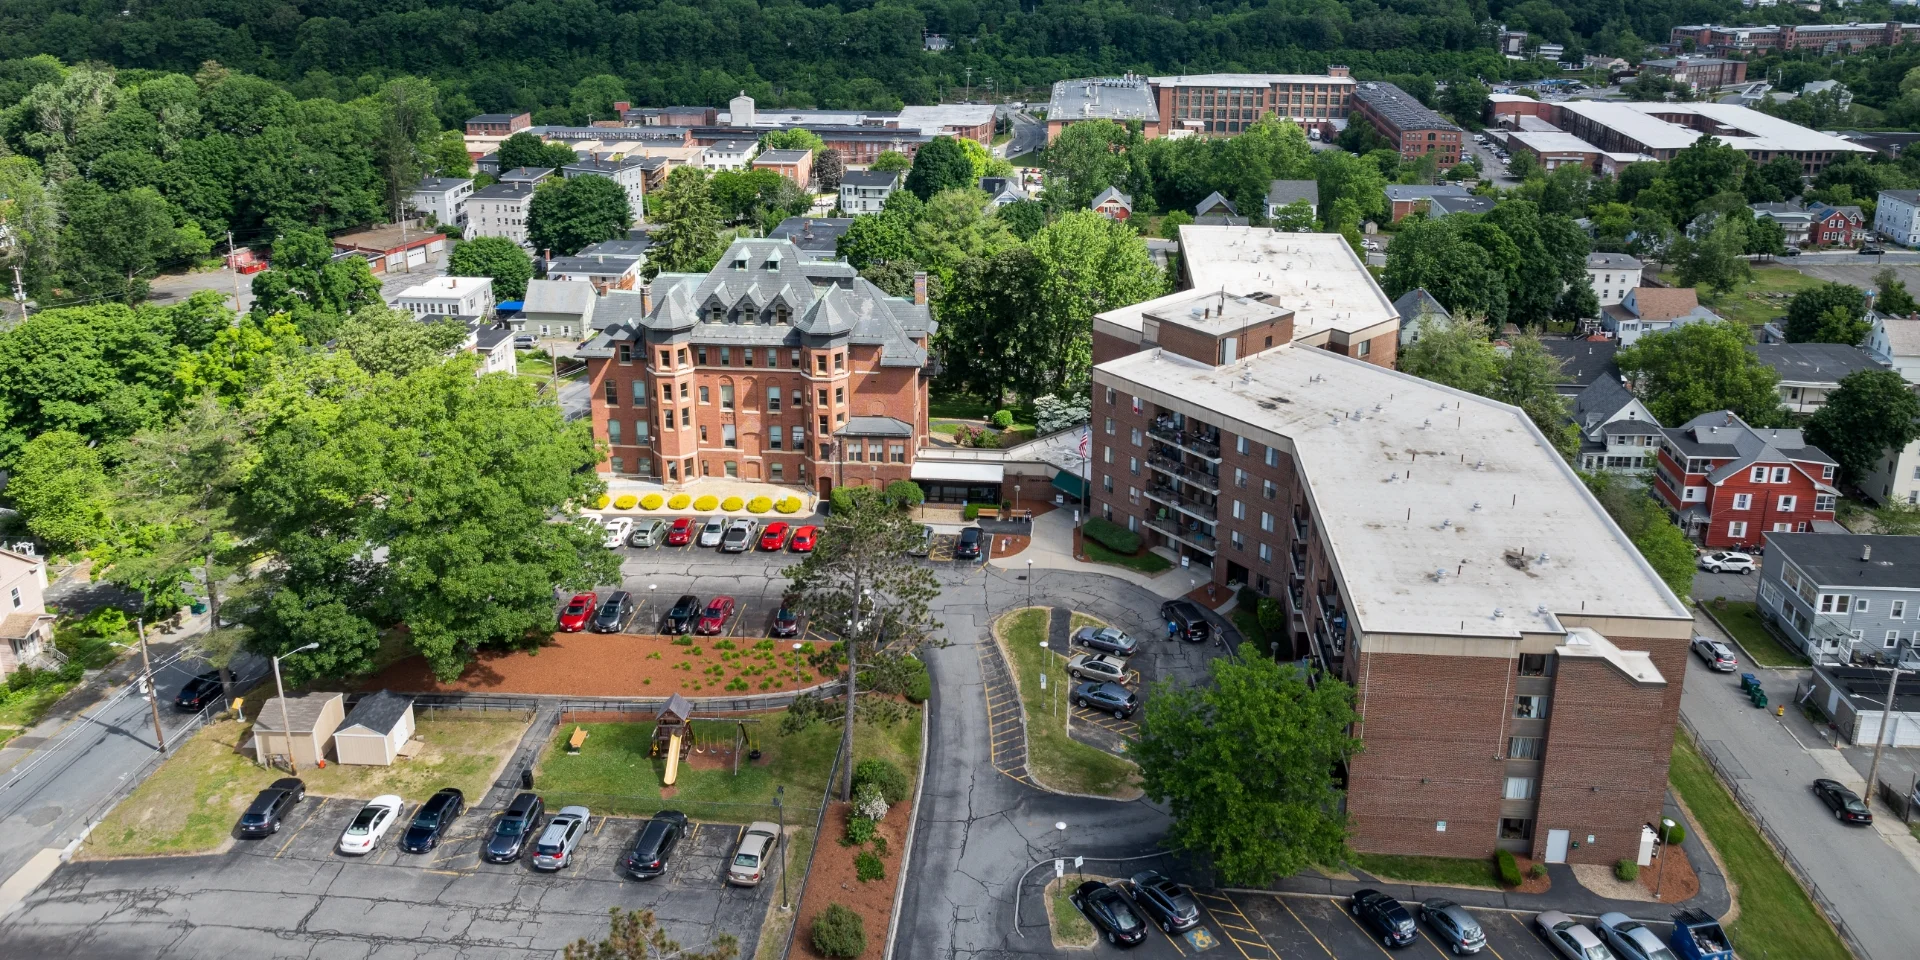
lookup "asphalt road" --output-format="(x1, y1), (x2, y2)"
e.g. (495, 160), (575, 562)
(1004, 110), (1047, 162)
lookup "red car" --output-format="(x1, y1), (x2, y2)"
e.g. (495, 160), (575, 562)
(557, 592), (598, 632)
(696, 596), (735, 635)
(664, 517), (695, 546)
(788, 525), (818, 552)
(758, 522), (790, 551)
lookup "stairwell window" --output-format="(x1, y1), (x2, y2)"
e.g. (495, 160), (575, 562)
(1503, 777), (1535, 801)
(1514, 695), (1548, 719)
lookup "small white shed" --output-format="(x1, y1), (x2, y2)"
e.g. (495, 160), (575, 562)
(332, 690), (417, 766)
(252, 692), (346, 768)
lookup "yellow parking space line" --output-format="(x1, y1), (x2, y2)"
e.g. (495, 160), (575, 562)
(273, 803), (323, 859)
(1195, 891), (1280, 960)
(1276, 897), (1336, 959)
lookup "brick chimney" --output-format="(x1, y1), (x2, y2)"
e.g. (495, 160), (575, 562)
(641, 284), (653, 314)
(912, 271), (928, 306)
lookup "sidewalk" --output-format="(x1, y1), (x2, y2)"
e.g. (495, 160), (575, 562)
(986, 508), (1198, 599)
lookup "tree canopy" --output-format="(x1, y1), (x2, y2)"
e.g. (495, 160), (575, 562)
(1805, 370), (1920, 486)
(1615, 321), (1788, 427)
(527, 173), (633, 257)
(1784, 282), (1870, 345)
(448, 237), (534, 299)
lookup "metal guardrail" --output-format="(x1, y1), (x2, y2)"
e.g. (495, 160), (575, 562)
(776, 738), (844, 960)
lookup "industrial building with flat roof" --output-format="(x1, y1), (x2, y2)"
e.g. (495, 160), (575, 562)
(1045, 69), (1355, 141)
(1352, 82), (1462, 165)
(1086, 240), (1691, 863)
(1487, 98), (1872, 174)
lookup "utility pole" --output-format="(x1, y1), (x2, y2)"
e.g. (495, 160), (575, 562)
(9, 265), (26, 319)
(134, 619), (169, 757)
(1867, 664), (1904, 813)
(226, 230), (242, 309)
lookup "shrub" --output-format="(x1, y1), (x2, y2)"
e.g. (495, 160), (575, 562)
(883, 479), (925, 506)
(668, 493), (691, 510)
(991, 408), (1015, 428)
(1615, 859), (1639, 882)
(854, 757), (911, 805)
(640, 493), (664, 510)
(1528, 863), (1547, 880)
(747, 496), (772, 513)
(1495, 850), (1522, 888)
(721, 496), (744, 511)
(613, 494), (639, 510)
(963, 503), (983, 520)
(831, 485), (880, 513)
(595, 494), (611, 509)
(776, 496), (803, 514)
(843, 815), (876, 846)
(854, 782), (890, 821)
(811, 904), (866, 959)
(1660, 822), (1686, 845)
(693, 495), (719, 511)
(854, 849), (886, 882)
(1082, 517), (1142, 554)
(896, 655), (931, 702)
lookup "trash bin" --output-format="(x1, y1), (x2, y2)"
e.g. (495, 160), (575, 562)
(1739, 672), (1758, 694)
(1751, 689), (1768, 709)
(520, 766), (534, 790)
(190, 600), (208, 615)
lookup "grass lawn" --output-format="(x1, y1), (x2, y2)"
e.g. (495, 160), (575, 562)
(1669, 731), (1851, 960)
(996, 608), (1140, 798)
(83, 715), (528, 858)
(1350, 852), (1499, 889)
(1048, 877), (1097, 946)
(930, 394), (999, 421)
(0, 683), (73, 729)
(751, 823), (815, 960)
(1666, 266), (1825, 327)
(1082, 539), (1173, 574)
(535, 707), (842, 818)
(1709, 601), (1805, 668)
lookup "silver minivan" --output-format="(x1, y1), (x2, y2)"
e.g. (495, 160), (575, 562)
(626, 518), (668, 548)
(530, 805), (590, 871)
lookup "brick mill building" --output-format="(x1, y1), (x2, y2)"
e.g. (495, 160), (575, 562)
(578, 238), (934, 494)
(1087, 226), (1693, 866)
(1352, 81), (1462, 165)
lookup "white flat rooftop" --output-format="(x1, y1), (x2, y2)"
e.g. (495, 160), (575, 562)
(1093, 343), (1688, 639)
(894, 104), (998, 133)
(1559, 100), (1874, 155)
(393, 276), (491, 299)
(1148, 73), (1355, 88)
(1509, 131), (1600, 153)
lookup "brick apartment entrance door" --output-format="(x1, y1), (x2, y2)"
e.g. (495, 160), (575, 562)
(1544, 829), (1570, 864)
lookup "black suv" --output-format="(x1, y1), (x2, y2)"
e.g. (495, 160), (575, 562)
(664, 595), (701, 634)
(484, 792), (545, 863)
(590, 591), (635, 634)
(624, 810), (689, 879)
(955, 527), (983, 560)
(400, 788), (466, 853)
(1349, 889), (1417, 948)
(237, 778), (306, 837)
(1126, 870), (1200, 933)
(175, 670), (224, 711)
(1159, 599), (1210, 643)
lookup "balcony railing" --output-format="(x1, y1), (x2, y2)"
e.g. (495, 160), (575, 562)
(1145, 484), (1217, 522)
(1146, 454), (1222, 493)
(1144, 515), (1217, 555)
(1288, 548), (1307, 581)
(1147, 423), (1222, 462)
(1291, 513), (1309, 543)
(1316, 594), (1348, 643)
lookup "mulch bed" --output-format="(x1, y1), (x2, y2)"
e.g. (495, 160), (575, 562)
(1639, 843), (1699, 901)
(1182, 581), (1228, 609)
(1510, 853), (1552, 894)
(790, 802), (912, 960)
(359, 632), (831, 698)
(990, 533), (1032, 559)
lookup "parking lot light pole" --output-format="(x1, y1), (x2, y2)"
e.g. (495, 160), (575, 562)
(1653, 817), (1674, 900)
(272, 642), (321, 773)
(775, 785), (789, 909)
(1026, 559), (1033, 606)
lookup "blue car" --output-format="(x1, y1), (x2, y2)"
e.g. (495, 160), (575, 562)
(1073, 681), (1138, 719)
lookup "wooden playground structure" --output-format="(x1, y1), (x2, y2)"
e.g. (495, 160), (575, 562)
(647, 693), (760, 784)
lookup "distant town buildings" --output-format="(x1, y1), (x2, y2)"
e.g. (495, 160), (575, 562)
(1486, 97), (1873, 174)
(1639, 57), (1749, 90)
(467, 181), (536, 247)
(1044, 69), (1355, 142)
(1672, 21), (1920, 55)
(1602, 287), (1721, 345)
(1874, 189), (1920, 245)
(409, 178), (474, 238)
(838, 170), (900, 214)
(1351, 82), (1462, 165)
(1586, 253), (1643, 307)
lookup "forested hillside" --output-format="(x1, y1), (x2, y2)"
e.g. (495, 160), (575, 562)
(0, 0), (1741, 119)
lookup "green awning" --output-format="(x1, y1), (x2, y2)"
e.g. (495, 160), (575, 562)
(1052, 470), (1087, 500)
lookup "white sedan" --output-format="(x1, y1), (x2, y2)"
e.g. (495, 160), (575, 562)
(338, 795), (404, 855)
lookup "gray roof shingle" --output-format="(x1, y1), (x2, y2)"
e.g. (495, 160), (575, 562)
(339, 690), (413, 737)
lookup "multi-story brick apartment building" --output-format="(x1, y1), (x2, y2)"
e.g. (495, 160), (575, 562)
(1045, 70), (1355, 141)
(1087, 260), (1693, 865)
(577, 239), (934, 493)
(1639, 57), (1748, 90)
(1352, 82), (1462, 165)
(1671, 21), (1920, 54)
(1651, 410), (1839, 548)
(466, 112), (532, 137)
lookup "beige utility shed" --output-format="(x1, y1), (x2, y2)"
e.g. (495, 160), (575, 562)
(252, 692), (345, 768)
(332, 690), (417, 766)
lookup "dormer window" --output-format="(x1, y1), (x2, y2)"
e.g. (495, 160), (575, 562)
(775, 304), (790, 325)
(731, 257), (748, 271)
(709, 303), (725, 323)
(765, 254), (781, 271)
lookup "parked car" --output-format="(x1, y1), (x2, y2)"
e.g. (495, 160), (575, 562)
(337, 795), (405, 855)
(483, 792), (546, 863)
(771, 606), (801, 638)
(758, 521), (790, 551)
(1124, 870), (1199, 933)
(727, 821), (780, 886)
(1349, 889), (1418, 949)
(664, 594), (701, 634)
(400, 788), (465, 853)
(1690, 636), (1738, 672)
(1538, 910), (1615, 960)
(513, 334), (538, 348)
(601, 516), (633, 549)
(697, 516), (727, 547)
(1780, 246), (1802, 257)
(1697, 551), (1754, 574)
(1596, 912), (1676, 960)
(1068, 880), (1147, 946)
(1812, 778), (1873, 824)
(1159, 599), (1211, 642)
(624, 810), (689, 879)
(696, 596), (736, 635)
(1067, 652), (1130, 685)
(909, 524), (935, 557)
(1072, 681), (1138, 719)
(590, 591), (636, 634)
(1860, 245), (1886, 255)
(955, 526), (983, 560)
(720, 518), (759, 553)
(665, 517), (696, 546)
(558, 592), (598, 632)
(1417, 898), (1486, 955)
(174, 670), (224, 711)
(627, 518), (668, 548)
(789, 525), (818, 552)
(1071, 625), (1137, 657)
(236, 778), (305, 837)
(531, 805), (590, 870)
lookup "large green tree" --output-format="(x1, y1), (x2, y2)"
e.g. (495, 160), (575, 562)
(527, 173), (633, 257)
(447, 236), (534, 299)
(5, 430), (109, 550)
(1134, 645), (1359, 885)
(645, 166), (723, 275)
(1582, 471), (1695, 598)
(904, 135), (977, 201)
(1805, 370), (1920, 485)
(1616, 321), (1787, 427)
(335, 306), (471, 377)
(249, 228), (383, 343)
(1784, 281), (1869, 345)
(1041, 120), (1140, 212)
(1381, 216), (1511, 324)
(496, 132), (579, 172)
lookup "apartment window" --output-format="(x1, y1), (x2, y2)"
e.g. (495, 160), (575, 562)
(1235, 468), (1248, 488)
(814, 354), (826, 373)
(1816, 494), (1836, 512)
(743, 349), (753, 366)
(1732, 493), (1752, 510)
(680, 408), (690, 427)
(679, 382), (689, 400)
(1728, 521), (1747, 539)
(607, 420), (621, 443)
(767, 351), (777, 369)
(635, 421), (648, 444)
(1508, 736), (1542, 760)
(658, 349), (671, 367)
(618, 344), (632, 363)
(767, 386), (781, 411)
(662, 383), (674, 402)
(1518, 653), (1548, 677)
(1232, 501), (1246, 520)
(720, 347), (731, 365)
(677, 348), (688, 365)
(1819, 594), (1852, 614)
(817, 389), (828, 407)
(1103, 475), (1113, 493)
(791, 426), (804, 449)
(1129, 457), (1140, 476)
(834, 387), (845, 405)
(720, 385), (734, 410)
(1105, 418), (1115, 436)
(1103, 446), (1113, 464)
(697, 347), (709, 364)
(698, 425), (708, 442)
(1265, 447), (1279, 467)
(724, 461), (738, 477)
(631, 381), (646, 406)
(818, 415), (829, 435)
(1503, 777), (1535, 801)
(1105, 388), (1116, 405)
(1357, 339), (1371, 357)
(890, 444), (905, 463)
(722, 424), (737, 448)
(769, 428), (782, 450)
(1130, 428), (1142, 447)
(834, 352), (845, 371)
(9, 587), (18, 609)
(1771, 466), (1790, 483)
(790, 350), (801, 367)
(1260, 512), (1275, 532)
(697, 386), (710, 404)
(1131, 397), (1142, 413)
(1893, 600), (1907, 620)
(609, 456), (623, 473)
(1777, 495), (1796, 512)
(1888, 631), (1902, 649)
(1236, 436), (1250, 455)
(1258, 542), (1273, 562)
(1263, 480), (1277, 500)
(1514, 695), (1548, 719)
(1231, 530), (1246, 551)
(1749, 466), (1767, 483)
(1857, 598), (1870, 613)
(604, 379), (618, 405)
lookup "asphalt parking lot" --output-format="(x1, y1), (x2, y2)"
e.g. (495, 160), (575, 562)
(3, 796), (782, 959)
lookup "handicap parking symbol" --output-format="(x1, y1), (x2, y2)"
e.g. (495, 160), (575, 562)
(1184, 926), (1218, 952)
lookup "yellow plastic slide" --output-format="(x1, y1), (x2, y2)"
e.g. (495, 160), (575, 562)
(663, 732), (683, 786)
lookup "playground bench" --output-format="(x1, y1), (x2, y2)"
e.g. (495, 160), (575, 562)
(567, 726), (588, 753)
